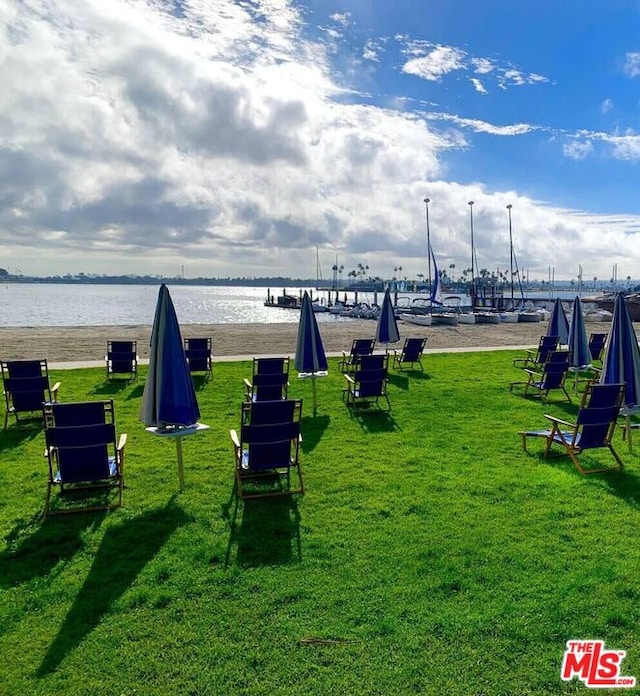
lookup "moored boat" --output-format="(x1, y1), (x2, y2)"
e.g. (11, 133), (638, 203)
(585, 292), (640, 321)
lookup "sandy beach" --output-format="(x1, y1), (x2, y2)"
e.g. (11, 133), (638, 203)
(0, 319), (595, 363)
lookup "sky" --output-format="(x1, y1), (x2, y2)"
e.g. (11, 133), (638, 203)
(3, 0), (640, 283)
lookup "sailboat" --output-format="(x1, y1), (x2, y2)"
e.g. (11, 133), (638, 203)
(429, 248), (459, 326)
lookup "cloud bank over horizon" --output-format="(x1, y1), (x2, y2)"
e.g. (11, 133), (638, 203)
(2, 0), (640, 282)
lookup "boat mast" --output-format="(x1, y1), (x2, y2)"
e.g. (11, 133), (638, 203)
(506, 204), (514, 308)
(423, 197), (432, 302)
(468, 201), (475, 304)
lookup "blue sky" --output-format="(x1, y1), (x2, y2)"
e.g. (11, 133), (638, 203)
(2, 0), (640, 282)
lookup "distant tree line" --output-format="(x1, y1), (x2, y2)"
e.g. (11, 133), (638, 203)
(0, 271), (316, 286)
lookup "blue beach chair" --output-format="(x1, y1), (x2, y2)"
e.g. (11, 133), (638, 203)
(520, 382), (625, 475)
(244, 357), (290, 402)
(184, 337), (213, 378)
(43, 399), (127, 516)
(230, 398), (303, 499)
(391, 337), (427, 371)
(1, 359), (60, 429)
(105, 340), (138, 381)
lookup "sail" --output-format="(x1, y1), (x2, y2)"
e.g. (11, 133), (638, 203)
(429, 245), (443, 306)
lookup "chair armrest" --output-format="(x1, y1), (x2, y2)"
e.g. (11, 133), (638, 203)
(243, 378), (252, 389)
(543, 415), (575, 428)
(344, 374), (355, 385)
(117, 433), (128, 452)
(50, 382), (61, 401)
(230, 429), (240, 447)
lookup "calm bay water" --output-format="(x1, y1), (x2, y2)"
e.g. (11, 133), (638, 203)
(0, 283), (347, 327)
(0, 282), (598, 328)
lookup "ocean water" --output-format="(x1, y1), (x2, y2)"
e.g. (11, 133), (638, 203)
(0, 283), (351, 327)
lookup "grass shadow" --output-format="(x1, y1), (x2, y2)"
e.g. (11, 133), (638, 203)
(386, 373), (409, 391)
(37, 499), (191, 676)
(590, 468), (640, 507)
(0, 427), (41, 453)
(224, 494), (301, 568)
(92, 381), (129, 395)
(190, 375), (210, 391)
(350, 409), (398, 433)
(300, 415), (330, 453)
(0, 513), (106, 588)
(126, 384), (145, 400)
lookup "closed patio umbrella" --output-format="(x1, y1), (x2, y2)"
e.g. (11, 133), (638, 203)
(295, 291), (328, 415)
(140, 284), (208, 489)
(376, 288), (400, 346)
(600, 293), (640, 452)
(547, 297), (569, 345)
(568, 296), (591, 370)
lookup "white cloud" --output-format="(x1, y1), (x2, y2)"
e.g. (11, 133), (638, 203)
(624, 52), (640, 77)
(563, 140), (593, 160)
(363, 39), (381, 62)
(1, 0), (640, 281)
(424, 113), (538, 136)
(402, 45), (465, 81)
(471, 58), (495, 75)
(601, 98), (614, 113)
(470, 78), (488, 95)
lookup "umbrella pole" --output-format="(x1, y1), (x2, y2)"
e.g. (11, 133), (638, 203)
(312, 378), (317, 415)
(628, 414), (633, 454)
(176, 437), (185, 490)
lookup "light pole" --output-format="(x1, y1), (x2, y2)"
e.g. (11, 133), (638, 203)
(468, 201), (475, 301)
(424, 197), (431, 299)
(506, 204), (514, 306)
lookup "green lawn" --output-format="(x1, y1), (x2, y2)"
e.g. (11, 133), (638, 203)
(2, 351), (640, 695)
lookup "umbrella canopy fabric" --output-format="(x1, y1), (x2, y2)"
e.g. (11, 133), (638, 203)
(601, 293), (640, 410)
(568, 296), (591, 369)
(547, 297), (569, 345)
(295, 291), (328, 375)
(376, 288), (400, 345)
(140, 284), (200, 427)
